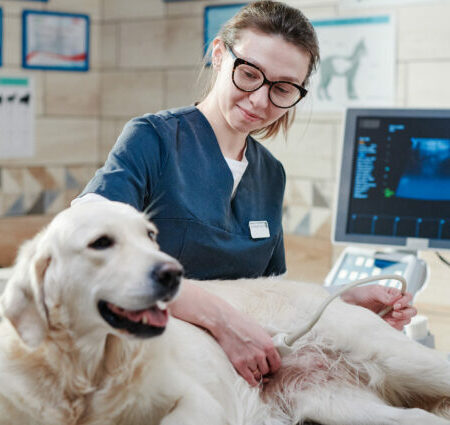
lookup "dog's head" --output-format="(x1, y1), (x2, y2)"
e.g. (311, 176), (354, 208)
(0, 201), (183, 349)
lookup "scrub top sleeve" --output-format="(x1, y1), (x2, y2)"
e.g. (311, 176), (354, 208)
(80, 117), (165, 211)
(263, 232), (287, 276)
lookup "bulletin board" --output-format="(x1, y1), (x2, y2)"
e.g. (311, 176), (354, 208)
(203, 3), (246, 57)
(22, 10), (90, 72)
(0, 76), (35, 159)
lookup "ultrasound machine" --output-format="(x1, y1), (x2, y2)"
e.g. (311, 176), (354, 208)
(325, 108), (450, 348)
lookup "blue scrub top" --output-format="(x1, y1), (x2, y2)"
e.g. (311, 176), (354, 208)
(81, 106), (286, 280)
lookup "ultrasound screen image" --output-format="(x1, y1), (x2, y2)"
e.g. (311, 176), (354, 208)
(396, 138), (450, 201)
(346, 116), (450, 240)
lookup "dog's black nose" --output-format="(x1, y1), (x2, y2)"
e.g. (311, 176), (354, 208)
(151, 262), (183, 290)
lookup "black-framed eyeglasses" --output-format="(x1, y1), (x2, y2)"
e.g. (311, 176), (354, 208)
(226, 45), (307, 109)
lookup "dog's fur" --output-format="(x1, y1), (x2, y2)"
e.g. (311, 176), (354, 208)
(0, 201), (449, 425)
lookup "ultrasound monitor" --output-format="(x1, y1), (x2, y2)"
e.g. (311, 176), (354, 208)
(334, 108), (450, 251)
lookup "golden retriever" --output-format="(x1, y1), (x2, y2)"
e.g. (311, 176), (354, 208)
(0, 201), (449, 425)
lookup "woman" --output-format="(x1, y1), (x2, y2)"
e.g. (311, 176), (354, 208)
(75, 1), (416, 387)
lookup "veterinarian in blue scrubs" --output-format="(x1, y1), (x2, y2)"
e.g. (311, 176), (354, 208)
(76, 1), (416, 387)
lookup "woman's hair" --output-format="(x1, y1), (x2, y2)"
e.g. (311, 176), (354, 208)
(199, 0), (320, 140)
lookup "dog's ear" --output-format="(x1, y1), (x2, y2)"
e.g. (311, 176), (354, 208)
(0, 235), (51, 349)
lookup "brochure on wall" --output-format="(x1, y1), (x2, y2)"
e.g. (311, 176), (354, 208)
(22, 10), (89, 71)
(309, 15), (395, 112)
(0, 77), (35, 159)
(340, 0), (448, 7)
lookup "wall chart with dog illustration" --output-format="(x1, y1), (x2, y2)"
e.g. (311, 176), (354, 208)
(0, 77), (34, 159)
(310, 15), (395, 111)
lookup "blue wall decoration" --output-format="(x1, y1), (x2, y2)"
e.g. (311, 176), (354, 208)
(203, 3), (246, 59)
(22, 10), (90, 72)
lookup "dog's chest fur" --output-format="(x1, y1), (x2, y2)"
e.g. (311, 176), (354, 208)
(0, 330), (177, 425)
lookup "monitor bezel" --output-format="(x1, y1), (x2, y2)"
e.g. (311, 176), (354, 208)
(333, 108), (450, 251)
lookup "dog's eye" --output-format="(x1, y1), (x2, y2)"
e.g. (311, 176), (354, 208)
(148, 230), (157, 241)
(88, 236), (115, 250)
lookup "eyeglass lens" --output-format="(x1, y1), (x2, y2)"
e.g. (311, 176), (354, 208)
(233, 63), (302, 108)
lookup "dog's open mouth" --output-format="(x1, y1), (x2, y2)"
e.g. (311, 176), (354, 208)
(98, 300), (169, 338)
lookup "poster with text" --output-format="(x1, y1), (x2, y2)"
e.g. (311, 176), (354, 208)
(309, 15), (395, 112)
(22, 10), (89, 71)
(0, 77), (35, 159)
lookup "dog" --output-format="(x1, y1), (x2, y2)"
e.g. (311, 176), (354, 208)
(0, 200), (449, 425)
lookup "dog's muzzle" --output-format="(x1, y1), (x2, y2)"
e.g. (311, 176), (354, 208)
(150, 262), (183, 300)
(98, 261), (183, 338)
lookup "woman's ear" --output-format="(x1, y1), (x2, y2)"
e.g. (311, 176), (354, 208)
(211, 38), (225, 70)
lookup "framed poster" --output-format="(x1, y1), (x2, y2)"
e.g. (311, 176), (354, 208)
(0, 76), (35, 159)
(309, 15), (395, 111)
(22, 10), (90, 72)
(204, 3), (246, 57)
(0, 8), (2, 67)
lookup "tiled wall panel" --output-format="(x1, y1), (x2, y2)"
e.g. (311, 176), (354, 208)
(103, 0), (165, 21)
(398, 4), (450, 61)
(45, 72), (101, 117)
(101, 71), (165, 118)
(119, 20), (166, 69)
(100, 23), (118, 69)
(2, 15), (21, 67)
(266, 121), (337, 180)
(43, 0), (103, 22)
(165, 68), (200, 109)
(165, 17), (203, 67)
(0, 0), (45, 15)
(407, 61), (450, 107)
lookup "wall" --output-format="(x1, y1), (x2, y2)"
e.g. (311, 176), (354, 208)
(0, 0), (104, 263)
(0, 0), (449, 346)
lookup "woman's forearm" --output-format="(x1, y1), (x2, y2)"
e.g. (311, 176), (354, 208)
(168, 278), (282, 387)
(168, 279), (231, 337)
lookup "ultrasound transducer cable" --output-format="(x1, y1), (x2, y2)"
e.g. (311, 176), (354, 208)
(272, 275), (407, 356)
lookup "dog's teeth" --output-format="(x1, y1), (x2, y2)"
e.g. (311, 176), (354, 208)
(156, 300), (167, 310)
(142, 315), (148, 325)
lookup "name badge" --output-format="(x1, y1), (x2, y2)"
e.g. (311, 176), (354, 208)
(249, 221), (270, 239)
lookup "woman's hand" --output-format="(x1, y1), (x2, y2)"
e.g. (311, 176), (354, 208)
(211, 307), (281, 387)
(169, 280), (281, 387)
(341, 285), (417, 330)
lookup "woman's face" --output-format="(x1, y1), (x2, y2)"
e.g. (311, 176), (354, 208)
(211, 29), (311, 136)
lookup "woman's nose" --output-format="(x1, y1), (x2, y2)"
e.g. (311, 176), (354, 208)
(248, 84), (270, 109)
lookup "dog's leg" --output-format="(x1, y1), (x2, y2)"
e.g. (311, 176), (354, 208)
(287, 385), (450, 425)
(160, 384), (228, 425)
(373, 338), (450, 416)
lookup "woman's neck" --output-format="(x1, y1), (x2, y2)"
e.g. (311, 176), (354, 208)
(197, 95), (247, 161)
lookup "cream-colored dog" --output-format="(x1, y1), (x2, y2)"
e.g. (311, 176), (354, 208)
(0, 201), (449, 425)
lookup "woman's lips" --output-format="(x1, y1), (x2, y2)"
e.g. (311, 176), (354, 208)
(237, 105), (262, 122)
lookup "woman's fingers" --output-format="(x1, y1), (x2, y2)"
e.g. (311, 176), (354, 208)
(392, 292), (413, 310)
(266, 344), (282, 373)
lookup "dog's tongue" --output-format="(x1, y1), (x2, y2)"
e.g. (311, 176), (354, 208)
(109, 303), (168, 328)
(128, 307), (168, 328)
